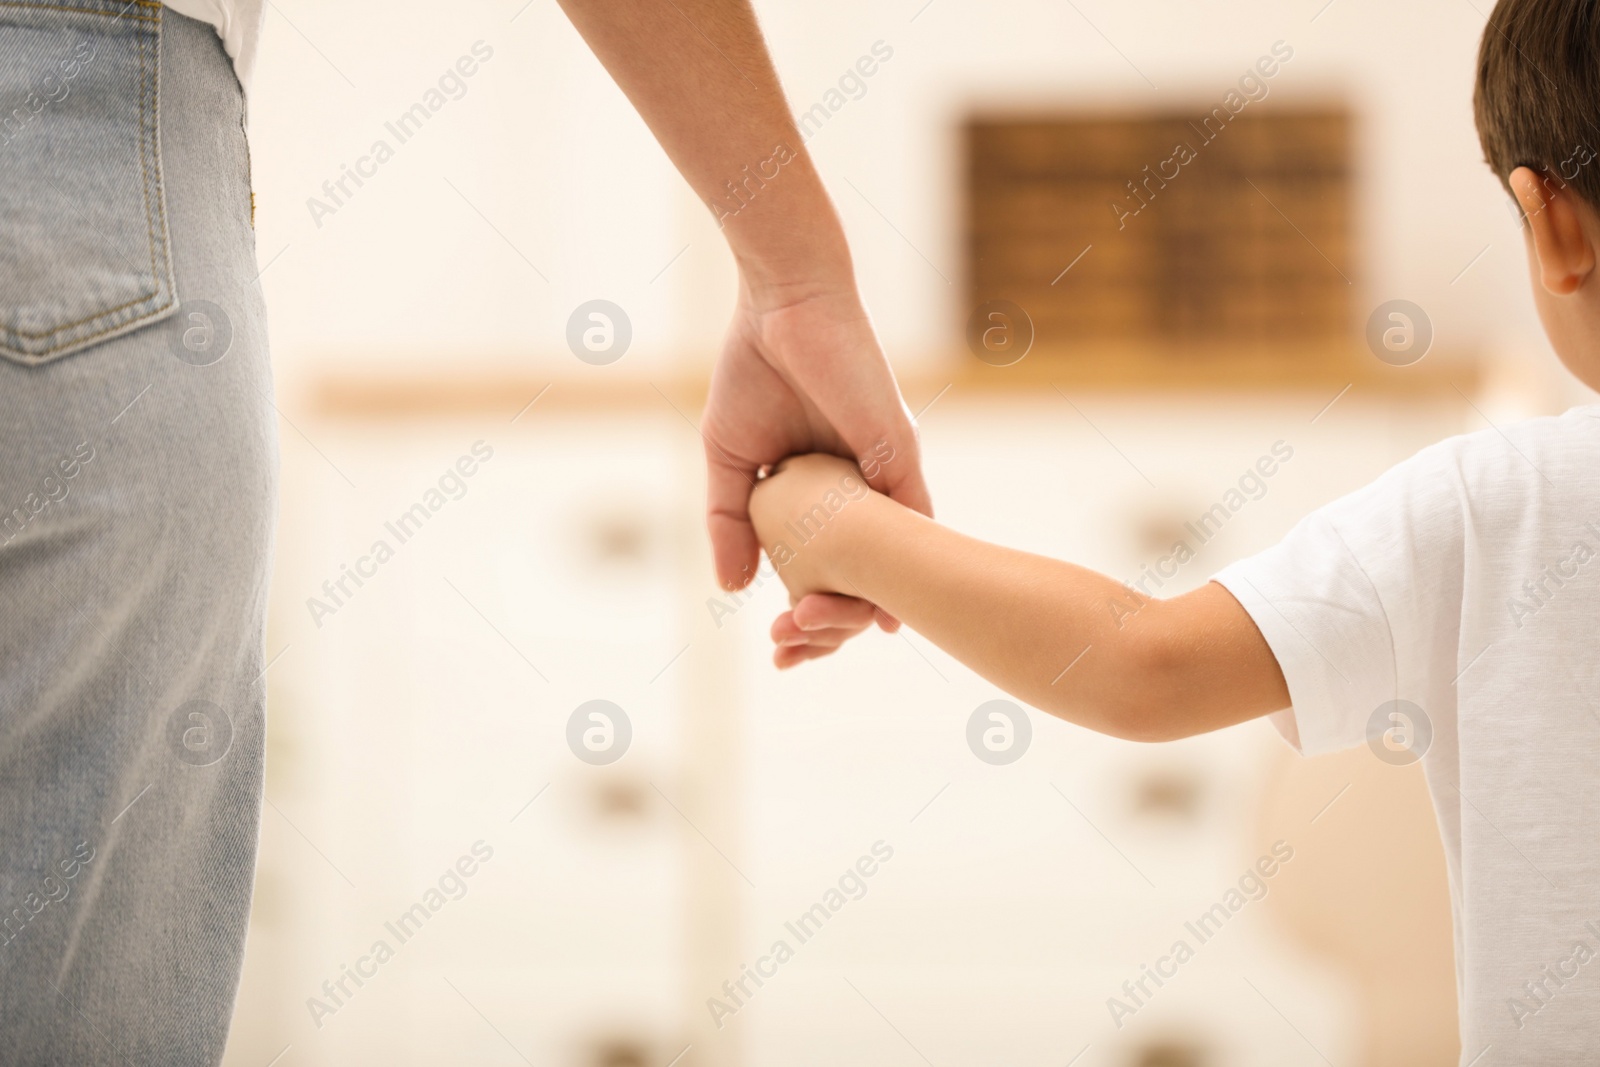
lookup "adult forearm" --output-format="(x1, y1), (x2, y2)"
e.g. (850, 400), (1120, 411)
(556, 0), (851, 289)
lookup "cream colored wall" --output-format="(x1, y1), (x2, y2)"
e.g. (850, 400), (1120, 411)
(246, 0), (1572, 398)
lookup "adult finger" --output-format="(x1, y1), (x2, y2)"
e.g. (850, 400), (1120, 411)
(705, 447), (761, 591)
(760, 296), (932, 518)
(837, 383), (934, 522)
(822, 397), (933, 521)
(872, 422), (934, 521)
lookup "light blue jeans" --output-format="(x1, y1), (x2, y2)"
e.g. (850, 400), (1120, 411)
(0, 4), (275, 1063)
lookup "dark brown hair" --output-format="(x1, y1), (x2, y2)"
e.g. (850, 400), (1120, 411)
(1475, 0), (1600, 205)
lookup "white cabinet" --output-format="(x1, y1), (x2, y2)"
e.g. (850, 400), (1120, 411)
(227, 390), (1465, 1067)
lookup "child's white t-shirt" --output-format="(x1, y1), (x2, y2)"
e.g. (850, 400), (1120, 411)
(1216, 404), (1600, 1062)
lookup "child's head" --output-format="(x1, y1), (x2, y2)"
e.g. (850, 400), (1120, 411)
(1475, 0), (1600, 387)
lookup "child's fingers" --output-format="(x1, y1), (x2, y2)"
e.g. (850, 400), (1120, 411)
(790, 593), (876, 632)
(775, 626), (856, 650)
(771, 610), (804, 644)
(771, 608), (863, 668)
(771, 612), (860, 647)
(774, 643), (842, 669)
(776, 596), (901, 668)
(772, 606), (869, 647)
(789, 592), (900, 636)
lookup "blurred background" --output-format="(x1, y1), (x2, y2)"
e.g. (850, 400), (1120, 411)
(220, 1), (1584, 1064)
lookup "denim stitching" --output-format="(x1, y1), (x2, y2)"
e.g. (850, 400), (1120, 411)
(0, 2), (174, 356)
(0, 3), (159, 23)
(137, 9), (165, 296)
(1, 10), (160, 336)
(0, 3), (160, 22)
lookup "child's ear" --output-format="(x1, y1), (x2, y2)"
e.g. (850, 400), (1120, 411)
(1511, 165), (1596, 296)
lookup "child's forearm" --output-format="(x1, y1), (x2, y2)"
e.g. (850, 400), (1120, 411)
(817, 493), (1288, 741)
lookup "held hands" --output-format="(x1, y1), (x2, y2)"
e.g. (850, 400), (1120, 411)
(701, 277), (930, 667)
(552, 0), (928, 666)
(749, 453), (870, 595)
(748, 454), (888, 668)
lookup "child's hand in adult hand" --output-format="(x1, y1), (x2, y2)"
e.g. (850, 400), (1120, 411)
(749, 453), (891, 668)
(702, 282), (927, 667)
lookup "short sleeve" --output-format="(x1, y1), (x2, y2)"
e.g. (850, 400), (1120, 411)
(1213, 442), (1467, 756)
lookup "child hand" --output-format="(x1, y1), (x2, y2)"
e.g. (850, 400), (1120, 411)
(749, 453), (898, 667)
(749, 453), (865, 593)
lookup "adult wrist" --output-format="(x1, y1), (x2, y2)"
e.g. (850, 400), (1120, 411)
(720, 160), (856, 301)
(732, 233), (856, 307)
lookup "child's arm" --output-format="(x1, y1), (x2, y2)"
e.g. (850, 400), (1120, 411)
(749, 455), (1290, 742)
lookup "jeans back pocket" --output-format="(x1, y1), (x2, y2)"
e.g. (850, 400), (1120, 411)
(0, 1), (176, 365)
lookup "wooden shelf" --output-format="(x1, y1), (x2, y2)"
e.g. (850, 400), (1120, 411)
(300, 346), (1479, 420)
(944, 342), (1479, 394)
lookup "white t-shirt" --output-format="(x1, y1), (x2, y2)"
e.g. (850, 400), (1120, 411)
(163, 0), (264, 93)
(1216, 405), (1600, 1064)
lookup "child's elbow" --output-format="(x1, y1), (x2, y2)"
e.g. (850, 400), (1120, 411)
(1110, 706), (1192, 744)
(1101, 632), (1203, 744)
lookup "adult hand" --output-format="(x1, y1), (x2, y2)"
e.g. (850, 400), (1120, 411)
(701, 276), (932, 667)
(552, 0), (933, 662)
